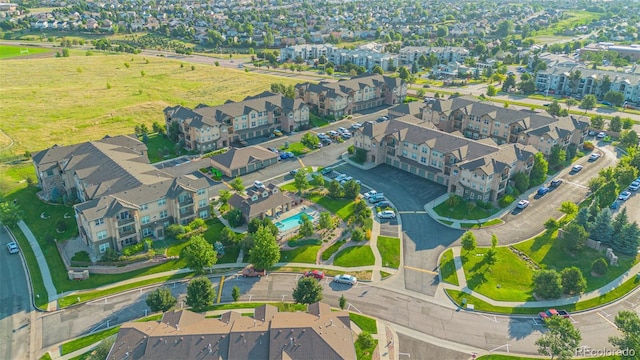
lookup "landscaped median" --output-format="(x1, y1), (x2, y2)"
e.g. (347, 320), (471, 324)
(376, 236), (400, 269)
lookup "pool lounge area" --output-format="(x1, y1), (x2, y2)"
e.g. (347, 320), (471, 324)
(275, 211), (316, 232)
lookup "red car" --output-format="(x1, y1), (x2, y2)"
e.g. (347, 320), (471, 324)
(538, 309), (570, 320)
(304, 270), (325, 280)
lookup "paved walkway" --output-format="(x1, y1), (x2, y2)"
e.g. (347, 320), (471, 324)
(17, 220), (58, 305)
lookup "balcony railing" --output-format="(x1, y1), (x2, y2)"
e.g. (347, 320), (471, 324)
(118, 228), (136, 238)
(179, 208), (195, 217)
(179, 197), (194, 206)
(117, 217), (135, 227)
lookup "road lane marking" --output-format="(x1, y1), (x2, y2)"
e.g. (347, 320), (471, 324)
(564, 181), (588, 190)
(597, 312), (618, 329)
(403, 265), (438, 275)
(216, 275), (225, 304)
(221, 180), (232, 189)
(298, 157), (306, 168)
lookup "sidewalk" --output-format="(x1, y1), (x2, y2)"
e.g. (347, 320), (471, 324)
(17, 220), (58, 304)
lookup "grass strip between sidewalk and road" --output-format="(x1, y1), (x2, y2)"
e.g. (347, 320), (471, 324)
(9, 226), (49, 309)
(376, 236), (400, 269)
(349, 313), (377, 334)
(439, 249), (459, 286)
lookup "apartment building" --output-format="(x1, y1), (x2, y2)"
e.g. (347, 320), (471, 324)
(279, 43), (399, 71)
(296, 74), (407, 118)
(422, 96), (589, 156)
(164, 92), (309, 152)
(353, 116), (537, 202)
(399, 46), (469, 65)
(32, 135), (216, 254)
(535, 65), (640, 103)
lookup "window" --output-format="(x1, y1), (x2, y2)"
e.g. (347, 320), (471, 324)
(163, 221), (171, 228)
(199, 210), (208, 218)
(402, 150), (408, 156)
(412, 144), (418, 150)
(141, 216), (150, 225)
(198, 199), (207, 208)
(420, 156), (427, 163)
(197, 189), (205, 195)
(411, 152), (417, 159)
(142, 227), (153, 237)
(140, 203), (148, 211)
(158, 198), (166, 206)
(97, 230), (108, 241)
(160, 210), (168, 219)
(251, 113), (256, 119)
(251, 121), (256, 127)
(99, 243), (110, 253)
(469, 192), (475, 199)
(95, 218), (104, 226)
(484, 119), (489, 125)
(421, 147), (428, 154)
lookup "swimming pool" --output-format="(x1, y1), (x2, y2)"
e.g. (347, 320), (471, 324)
(275, 212), (315, 232)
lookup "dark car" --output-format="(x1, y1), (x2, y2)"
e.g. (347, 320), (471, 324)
(376, 201), (392, 208)
(550, 179), (563, 187)
(242, 266), (266, 277)
(321, 138), (332, 145)
(537, 187), (550, 196)
(320, 167), (333, 175)
(290, 169), (299, 176)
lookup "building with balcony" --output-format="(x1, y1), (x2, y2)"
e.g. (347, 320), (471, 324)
(398, 46), (469, 65)
(228, 182), (295, 223)
(279, 43), (399, 71)
(164, 92), (309, 153)
(296, 74), (407, 118)
(32, 135), (216, 255)
(422, 96), (589, 156)
(353, 116), (538, 202)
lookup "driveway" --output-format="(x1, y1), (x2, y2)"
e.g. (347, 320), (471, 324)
(334, 164), (462, 296)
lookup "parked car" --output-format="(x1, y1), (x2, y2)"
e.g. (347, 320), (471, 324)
(335, 174), (348, 182)
(337, 127), (348, 134)
(279, 152), (295, 160)
(363, 190), (378, 199)
(351, 122), (362, 129)
(267, 147), (279, 153)
(341, 132), (352, 139)
(618, 191), (632, 201)
(537, 187), (550, 196)
(629, 181), (640, 191)
(320, 167), (333, 175)
(333, 274), (357, 285)
(304, 270), (325, 280)
(242, 265), (266, 278)
(290, 169), (299, 176)
(339, 176), (353, 184)
(253, 180), (265, 189)
(273, 129), (283, 137)
(7, 241), (19, 254)
(376, 201), (392, 208)
(538, 309), (570, 321)
(517, 199), (530, 209)
(317, 133), (329, 140)
(321, 138), (332, 145)
(572, 164), (583, 172)
(328, 130), (339, 138)
(596, 131), (606, 139)
(589, 153), (601, 161)
(368, 194), (385, 204)
(376, 116), (387, 123)
(377, 210), (396, 219)
(550, 179), (563, 187)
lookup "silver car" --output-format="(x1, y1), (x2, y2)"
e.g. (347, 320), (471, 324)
(333, 274), (357, 285)
(7, 241), (19, 254)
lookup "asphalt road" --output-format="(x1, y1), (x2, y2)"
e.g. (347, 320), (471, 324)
(0, 226), (32, 360)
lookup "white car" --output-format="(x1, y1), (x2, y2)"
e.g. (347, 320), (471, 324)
(253, 180), (265, 189)
(630, 181), (640, 191)
(335, 174), (348, 182)
(377, 210), (396, 219)
(339, 176), (354, 184)
(328, 130), (339, 137)
(618, 191), (632, 201)
(572, 164), (583, 172)
(333, 274), (357, 285)
(517, 200), (530, 209)
(7, 241), (19, 254)
(337, 127), (348, 134)
(363, 190), (378, 199)
(589, 153), (601, 161)
(596, 131), (606, 139)
(317, 133), (329, 140)
(351, 122), (362, 129)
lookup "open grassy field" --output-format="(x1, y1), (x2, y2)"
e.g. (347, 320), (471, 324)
(333, 245), (375, 267)
(0, 45), (51, 59)
(532, 10), (603, 38)
(0, 51), (301, 157)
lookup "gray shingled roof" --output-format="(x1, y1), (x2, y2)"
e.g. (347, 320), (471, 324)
(208, 146), (278, 175)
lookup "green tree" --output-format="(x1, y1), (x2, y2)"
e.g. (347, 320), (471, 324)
(559, 201), (578, 216)
(146, 287), (177, 312)
(181, 235), (217, 273)
(0, 201), (22, 227)
(351, 228), (365, 242)
(565, 98), (577, 110)
(224, 208), (245, 227)
(580, 94), (597, 111)
(339, 294), (347, 309)
(298, 214), (314, 237)
(436, 26), (449, 38)
(562, 223), (588, 252)
(604, 91), (625, 107)
(536, 316), (582, 360)
(533, 269), (562, 299)
(461, 231), (477, 253)
(486, 85), (497, 96)
(561, 267), (587, 295)
(294, 168), (309, 194)
(312, 173), (325, 187)
(218, 189), (232, 206)
(232, 285), (241, 301)
(548, 145), (566, 168)
(319, 211), (333, 230)
(609, 311), (640, 356)
(292, 276), (323, 304)
(301, 132), (320, 148)
(612, 207), (629, 237)
(230, 177), (245, 193)
(249, 225), (281, 270)
(501, 74), (516, 92)
(186, 277), (215, 312)
(591, 209), (614, 244)
(354, 148), (367, 163)
(328, 180), (342, 198)
(547, 100), (562, 116)
(615, 222), (640, 255)
(446, 195), (460, 208)
(530, 153), (548, 186)
(590, 115), (605, 129)
(511, 172), (530, 194)
(622, 118), (634, 130)
(485, 248), (498, 267)
(342, 179), (361, 200)
(608, 115), (622, 132)
(620, 130), (639, 149)
(575, 207), (590, 229)
(86, 338), (115, 360)
(357, 331), (375, 349)
(398, 66), (410, 80)
(496, 20), (514, 37)
(372, 65), (384, 75)
(592, 258), (608, 275)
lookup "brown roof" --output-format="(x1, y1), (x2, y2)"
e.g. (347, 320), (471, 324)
(228, 185), (294, 219)
(208, 146), (278, 176)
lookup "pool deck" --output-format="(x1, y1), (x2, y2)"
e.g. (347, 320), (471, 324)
(272, 201), (321, 243)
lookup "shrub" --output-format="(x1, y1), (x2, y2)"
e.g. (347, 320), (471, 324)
(583, 141), (595, 151)
(287, 239), (322, 247)
(166, 224), (186, 238)
(122, 242), (145, 257)
(347, 145), (355, 155)
(499, 195), (516, 208)
(476, 201), (493, 211)
(592, 258), (608, 275)
(214, 241), (225, 257)
(56, 219), (68, 232)
(544, 218), (559, 231)
(351, 228), (365, 242)
(101, 248), (120, 262)
(365, 228), (371, 240)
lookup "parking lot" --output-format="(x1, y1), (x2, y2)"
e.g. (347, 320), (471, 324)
(332, 164), (462, 295)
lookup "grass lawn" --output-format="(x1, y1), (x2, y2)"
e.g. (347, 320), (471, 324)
(39, 353), (53, 360)
(0, 44), (50, 59)
(439, 248), (459, 286)
(309, 113), (330, 128)
(461, 218), (504, 228)
(514, 230), (639, 292)
(0, 51), (301, 158)
(144, 132), (181, 163)
(322, 240), (346, 261)
(349, 313), (377, 333)
(60, 327), (120, 355)
(280, 245), (320, 264)
(305, 194), (355, 220)
(333, 246), (375, 267)
(433, 200), (498, 220)
(279, 142), (311, 156)
(380, 271), (391, 279)
(217, 244), (240, 264)
(376, 236), (400, 269)
(462, 247), (535, 301)
(10, 226), (49, 309)
(203, 302), (307, 313)
(355, 339), (378, 360)
(532, 10), (603, 37)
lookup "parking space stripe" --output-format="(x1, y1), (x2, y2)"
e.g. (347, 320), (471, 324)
(297, 157), (305, 168)
(216, 275), (225, 304)
(597, 312), (618, 329)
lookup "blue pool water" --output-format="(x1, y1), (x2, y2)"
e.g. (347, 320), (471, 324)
(275, 212), (315, 231)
